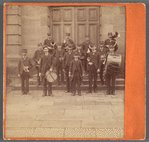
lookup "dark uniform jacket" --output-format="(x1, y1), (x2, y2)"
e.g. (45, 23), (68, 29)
(87, 52), (100, 72)
(69, 60), (83, 77)
(104, 39), (118, 52)
(62, 39), (76, 50)
(63, 52), (74, 69)
(18, 57), (33, 75)
(82, 41), (93, 55)
(98, 48), (107, 64)
(53, 49), (65, 66)
(73, 49), (85, 60)
(33, 50), (44, 64)
(40, 54), (53, 77)
(44, 39), (57, 54)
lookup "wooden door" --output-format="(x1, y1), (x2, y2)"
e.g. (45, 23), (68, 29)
(74, 7), (100, 47)
(50, 7), (75, 43)
(50, 6), (100, 47)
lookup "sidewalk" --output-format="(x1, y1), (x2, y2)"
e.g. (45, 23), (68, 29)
(5, 90), (124, 138)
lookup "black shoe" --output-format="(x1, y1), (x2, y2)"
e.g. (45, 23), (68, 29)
(87, 90), (92, 93)
(111, 90), (116, 95)
(42, 94), (46, 97)
(71, 93), (76, 96)
(78, 93), (82, 96)
(48, 94), (54, 97)
(94, 90), (97, 93)
(106, 91), (110, 95)
(65, 90), (70, 93)
(101, 81), (104, 85)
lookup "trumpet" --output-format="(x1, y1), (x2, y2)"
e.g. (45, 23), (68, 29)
(23, 64), (29, 72)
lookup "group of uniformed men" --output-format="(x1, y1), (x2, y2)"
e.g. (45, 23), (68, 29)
(18, 32), (118, 97)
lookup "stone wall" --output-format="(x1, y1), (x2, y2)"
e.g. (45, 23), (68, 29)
(21, 5), (50, 57)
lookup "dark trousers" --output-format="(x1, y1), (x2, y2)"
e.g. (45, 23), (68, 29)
(36, 66), (41, 85)
(72, 72), (81, 94)
(56, 63), (64, 84)
(20, 71), (29, 94)
(88, 69), (97, 91)
(100, 63), (105, 82)
(65, 65), (71, 92)
(43, 77), (52, 95)
(106, 73), (116, 93)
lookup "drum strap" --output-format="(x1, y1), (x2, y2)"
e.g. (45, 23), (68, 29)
(49, 72), (55, 81)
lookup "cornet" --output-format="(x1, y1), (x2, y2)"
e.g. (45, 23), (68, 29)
(23, 64), (29, 72)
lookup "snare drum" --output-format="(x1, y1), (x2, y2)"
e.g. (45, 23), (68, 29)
(45, 70), (57, 82)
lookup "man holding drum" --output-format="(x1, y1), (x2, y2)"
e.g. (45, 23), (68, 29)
(104, 45), (120, 95)
(40, 45), (54, 97)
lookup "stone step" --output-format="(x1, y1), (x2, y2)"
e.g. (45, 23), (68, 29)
(29, 77), (125, 85)
(13, 84), (125, 91)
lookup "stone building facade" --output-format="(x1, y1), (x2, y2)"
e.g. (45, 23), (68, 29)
(6, 5), (126, 86)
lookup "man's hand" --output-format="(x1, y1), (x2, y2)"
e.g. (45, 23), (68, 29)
(39, 73), (41, 76)
(97, 69), (100, 73)
(88, 62), (93, 65)
(69, 72), (71, 77)
(49, 68), (53, 72)
(18, 74), (20, 77)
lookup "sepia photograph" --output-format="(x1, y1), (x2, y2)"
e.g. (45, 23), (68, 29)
(4, 4), (126, 139)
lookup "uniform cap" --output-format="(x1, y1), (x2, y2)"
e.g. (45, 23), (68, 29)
(22, 49), (27, 53)
(66, 33), (70, 36)
(108, 32), (113, 37)
(47, 33), (51, 36)
(100, 41), (105, 46)
(85, 35), (89, 38)
(74, 52), (80, 57)
(38, 43), (42, 47)
(43, 45), (48, 49)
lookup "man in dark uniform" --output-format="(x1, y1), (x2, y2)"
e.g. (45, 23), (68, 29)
(73, 44), (85, 70)
(40, 45), (54, 97)
(87, 46), (101, 93)
(98, 41), (107, 85)
(104, 32), (118, 52)
(53, 43), (65, 86)
(44, 33), (57, 55)
(63, 46), (74, 93)
(18, 49), (33, 95)
(81, 35), (93, 72)
(62, 33), (76, 51)
(105, 45), (117, 95)
(33, 43), (44, 85)
(69, 52), (83, 96)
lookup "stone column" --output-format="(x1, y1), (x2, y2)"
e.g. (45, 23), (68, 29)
(6, 5), (21, 80)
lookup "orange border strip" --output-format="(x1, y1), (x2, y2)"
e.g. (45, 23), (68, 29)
(3, 3), (146, 140)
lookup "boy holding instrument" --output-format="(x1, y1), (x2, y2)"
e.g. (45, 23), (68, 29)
(18, 49), (33, 95)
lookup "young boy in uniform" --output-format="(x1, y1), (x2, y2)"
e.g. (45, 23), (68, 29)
(63, 46), (74, 93)
(18, 49), (33, 95)
(33, 43), (44, 85)
(87, 46), (100, 93)
(69, 52), (83, 96)
(53, 43), (65, 86)
(98, 41), (107, 85)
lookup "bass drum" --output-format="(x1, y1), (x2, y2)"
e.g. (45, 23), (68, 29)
(45, 70), (57, 83)
(105, 54), (122, 75)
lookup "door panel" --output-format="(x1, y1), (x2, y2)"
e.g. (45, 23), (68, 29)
(51, 6), (100, 47)
(77, 24), (86, 44)
(89, 24), (97, 46)
(63, 24), (72, 39)
(53, 24), (61, 43)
